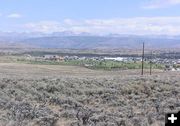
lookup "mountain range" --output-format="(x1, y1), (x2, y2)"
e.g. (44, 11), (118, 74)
(0, 32), (180, 49)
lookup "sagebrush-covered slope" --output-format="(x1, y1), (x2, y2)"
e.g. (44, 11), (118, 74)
(0, 63), (179, 126)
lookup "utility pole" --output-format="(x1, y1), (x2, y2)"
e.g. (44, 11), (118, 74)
(150, 51), (152, 75)
(141, 42), (145, 75)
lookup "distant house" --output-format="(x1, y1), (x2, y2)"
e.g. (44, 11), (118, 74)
(164, 65), (173, 71)
(24, 54), (32, 57)
(43, 55), (64, 61)
(164, 64), (180, 71)
(104, 57), (124, 61)
(35, 57), (44, 61)
(177, 60), (180, 64)
(84, 64), (93, 67)
(67, 56), (79, 60)
(58, 56), (64, 61)
(23, 54), (35, 60)
(43, 55), (53, 60)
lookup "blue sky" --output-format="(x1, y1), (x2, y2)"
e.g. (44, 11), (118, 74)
(1, 0), (180, 35)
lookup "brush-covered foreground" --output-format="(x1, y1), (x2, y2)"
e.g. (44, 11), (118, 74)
(0, 63), (179, 126)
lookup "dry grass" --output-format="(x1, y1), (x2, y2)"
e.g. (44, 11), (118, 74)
(0, 62), (179, 126)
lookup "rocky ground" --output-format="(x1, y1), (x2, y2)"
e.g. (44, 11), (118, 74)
(0, 63), (179, 126)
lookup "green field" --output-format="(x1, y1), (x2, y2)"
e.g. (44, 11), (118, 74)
(17, 58), (164, 70)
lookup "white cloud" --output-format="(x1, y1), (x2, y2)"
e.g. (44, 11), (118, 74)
(7, 13), (22, 18)
(143, 0), (180, 9)
(63, 19), (80, 26)
(23, 21), (65, 33)
(22, 17), (180, 35)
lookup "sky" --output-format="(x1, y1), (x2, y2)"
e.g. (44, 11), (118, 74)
(1, 0), (180, 35)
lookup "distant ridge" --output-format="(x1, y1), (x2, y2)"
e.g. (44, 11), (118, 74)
(0, 32), (180, 49)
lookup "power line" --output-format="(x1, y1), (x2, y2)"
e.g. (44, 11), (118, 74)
(150, 51), (152, 75)
(141, 42), (145, 75)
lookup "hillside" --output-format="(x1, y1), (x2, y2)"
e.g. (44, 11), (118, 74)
(0, 63), (179, 126)
(21, 35), (180, 49)
(0, 32), (180, 49)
